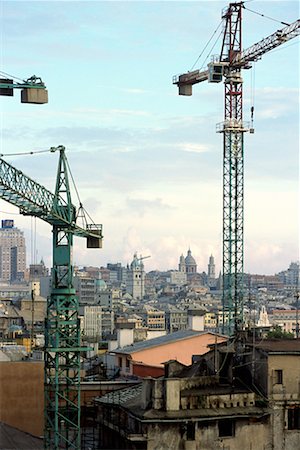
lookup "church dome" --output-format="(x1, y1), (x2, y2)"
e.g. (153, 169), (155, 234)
(185, 249), (196, 266)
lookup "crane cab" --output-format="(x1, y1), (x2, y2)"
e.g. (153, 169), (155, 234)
(208, 62), (223, 83)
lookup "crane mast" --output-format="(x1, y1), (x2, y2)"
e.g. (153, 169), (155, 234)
(219, 3), (245, 334)
(173, 2), (300, 335)
(45, 148), (81, 450)
(0, 147), (103, 449)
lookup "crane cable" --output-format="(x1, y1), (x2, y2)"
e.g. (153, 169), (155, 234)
(64, 157), (96, 227)
(0, 70), (25, 83)
(242, 5), (290, 26)
(31, 216), (37, 266)
(0, 148), (95, 226)
(199, 26), (224, 72)
(190, 19), (224, 71)
(250, 62), (255, 129)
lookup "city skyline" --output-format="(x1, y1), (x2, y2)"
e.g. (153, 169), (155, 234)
(1, 1), (299, 275)
(2, 219), (298, 279)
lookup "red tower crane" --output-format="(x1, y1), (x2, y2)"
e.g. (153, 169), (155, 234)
(173, 3), (299, 334)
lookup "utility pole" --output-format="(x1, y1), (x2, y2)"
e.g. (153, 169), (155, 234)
(30, 287), (35, 355)
(294, 290), (299, 339)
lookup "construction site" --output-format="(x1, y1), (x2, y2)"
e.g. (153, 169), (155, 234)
(0, 2), (299, 450)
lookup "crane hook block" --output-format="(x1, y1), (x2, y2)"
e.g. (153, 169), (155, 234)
(86, 224), (103, 249)
(21, 88), (48, 104)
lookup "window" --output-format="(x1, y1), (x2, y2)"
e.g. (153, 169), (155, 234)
(275, 369), (283, 384)
(118, 357), (122, 368)
(288, 408), (300, 430)
(186, 422), (195, 440)
(218, 419), (235, 437)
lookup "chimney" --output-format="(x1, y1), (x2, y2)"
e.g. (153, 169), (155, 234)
(116, 322), (134, 348)
(188, 309), (205, 331)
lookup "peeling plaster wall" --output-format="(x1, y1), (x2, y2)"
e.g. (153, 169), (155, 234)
(146, 419), (271, 450)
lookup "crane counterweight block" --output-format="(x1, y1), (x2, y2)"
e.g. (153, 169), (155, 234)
(21, 87), (48, 104)
(86, 223), (103, 248)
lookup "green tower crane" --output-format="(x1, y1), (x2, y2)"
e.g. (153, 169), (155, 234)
(173, 3), (300, 335)
(0, 145), (103, 449)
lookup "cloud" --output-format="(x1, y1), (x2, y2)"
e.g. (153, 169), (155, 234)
(125, 197), (175, 217)
(122, 88), (148, 95)
(254, 87), (299, 120)
(245, 241), (298, 275)
(179, 143), (210, 153)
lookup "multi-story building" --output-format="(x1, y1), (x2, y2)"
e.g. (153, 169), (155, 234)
(168, 270), (187, 286)
(163, 304), (188, 333)
(277, 262), (300, 287)
(0, 220), (26, 282)
(74, 272), (96, 305)
(250, 274), (283, 290)
(29, 259), (48, 280)
(81, 305), (102, 339)
(270, 309), (299, 336)
(107, 263), (127, 284)
(0, 300), (22, 338)
(0, 284), (30, 300)
(137, 305), (165, 331)
(204, 308), (230, 332)
(96, 337), (300, 450)
(97, 289), (113, 310)
(101, 308), (114, 338)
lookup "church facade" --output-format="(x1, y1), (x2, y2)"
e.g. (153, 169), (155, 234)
(178, 249), (197, 274)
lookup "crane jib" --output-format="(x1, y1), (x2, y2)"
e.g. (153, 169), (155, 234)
(0, 157), (75, 225)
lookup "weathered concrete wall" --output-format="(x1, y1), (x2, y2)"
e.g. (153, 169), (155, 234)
(0, 361), (44, 437)
(146, 418), (272, 450)
(270, 403), (300, 450)
(268, 355), (300, 396)
(284, 428), (300, 450)
(147, 424), (182, 450)
(271, 406), (285, 450)
(165, 379), (180, 410)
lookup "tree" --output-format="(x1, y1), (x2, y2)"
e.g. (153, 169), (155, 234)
(267, 325), (294, 339)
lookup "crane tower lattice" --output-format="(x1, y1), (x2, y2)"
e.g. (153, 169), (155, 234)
(173, 2), (300, 334)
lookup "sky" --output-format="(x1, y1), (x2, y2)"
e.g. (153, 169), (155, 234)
(0, 0), (299, 275)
